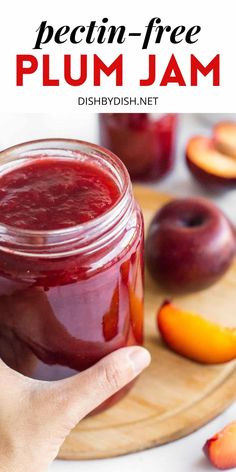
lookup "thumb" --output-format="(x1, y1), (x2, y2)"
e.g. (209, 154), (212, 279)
(50, 346), (151, 426)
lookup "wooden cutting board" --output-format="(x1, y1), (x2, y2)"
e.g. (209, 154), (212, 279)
(58, 185), (236, 460)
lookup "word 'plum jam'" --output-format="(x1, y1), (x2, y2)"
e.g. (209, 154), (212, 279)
(0, 140), (144, 413)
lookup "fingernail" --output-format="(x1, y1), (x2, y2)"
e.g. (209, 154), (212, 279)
(129, 347), (151, 375)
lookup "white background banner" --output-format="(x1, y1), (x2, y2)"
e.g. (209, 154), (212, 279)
(0, 0), (234, 112)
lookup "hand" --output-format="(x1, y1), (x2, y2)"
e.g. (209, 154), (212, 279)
(0, 346), (150, 472)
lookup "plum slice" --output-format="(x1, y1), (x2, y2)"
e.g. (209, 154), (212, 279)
(186, 136), (236, 190)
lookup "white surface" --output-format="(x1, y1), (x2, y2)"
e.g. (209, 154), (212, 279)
(0, 113), (235, 471)
(50, 403), (236, 472)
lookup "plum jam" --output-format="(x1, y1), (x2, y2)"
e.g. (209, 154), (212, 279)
(0, 139), (144, 412)
(99, 113), (178, 181)
(0, 159), (120, 230)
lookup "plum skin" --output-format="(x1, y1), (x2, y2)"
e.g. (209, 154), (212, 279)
(186, 155), (236, 191)
(146, 198), (236, 293)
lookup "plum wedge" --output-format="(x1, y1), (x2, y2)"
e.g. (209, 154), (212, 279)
(214, 121), (236, 159)
(204, 421), (236, 470)
(157, 301), (236, 364)
(186, 136), (236, 190)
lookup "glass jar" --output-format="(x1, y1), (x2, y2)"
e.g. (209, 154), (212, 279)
(99, 113), (178, 181)
(0, 139), (144, 412)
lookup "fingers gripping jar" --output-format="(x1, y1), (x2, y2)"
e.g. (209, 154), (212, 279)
(0, 139), (144, 412)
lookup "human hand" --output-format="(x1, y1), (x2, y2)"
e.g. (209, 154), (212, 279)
(0, 346), (150, 472)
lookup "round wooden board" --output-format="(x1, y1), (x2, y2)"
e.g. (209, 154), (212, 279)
(58, 185), (236, 460)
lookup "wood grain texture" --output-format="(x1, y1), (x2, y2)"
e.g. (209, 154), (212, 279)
(58, 185), (236, 460)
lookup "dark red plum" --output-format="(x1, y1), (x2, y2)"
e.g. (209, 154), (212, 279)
(146, 197), (235, 293)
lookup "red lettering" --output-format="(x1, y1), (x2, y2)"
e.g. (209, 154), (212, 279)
(94, 54), (123, 86)
(64, 54), (87, 85)
(160, 54), (186, 86)
(16, 55), (38, 86)
(191, 54), (220, 86)
(140, 55), (156, 86)
(43, 55), (59, 86)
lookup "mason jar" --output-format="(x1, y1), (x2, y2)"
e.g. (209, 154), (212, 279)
(0, 138), (144, 412)
(99, 113), (178, 181)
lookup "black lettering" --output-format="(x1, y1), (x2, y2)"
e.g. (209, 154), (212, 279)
(34, 21), (54, 50)
(186, 25), (201, 43)
(170, 25), (185, 43)
(54, 25), (70, 44)
(70, 26), (86, 44)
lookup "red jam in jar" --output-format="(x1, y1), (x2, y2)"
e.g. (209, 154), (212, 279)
(99, 113), (178, 181)
(0, 139), (144, 411)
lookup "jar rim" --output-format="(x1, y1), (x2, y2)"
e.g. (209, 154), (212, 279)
(0, 137), (131, 238)
(0, 138), (135, 258)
